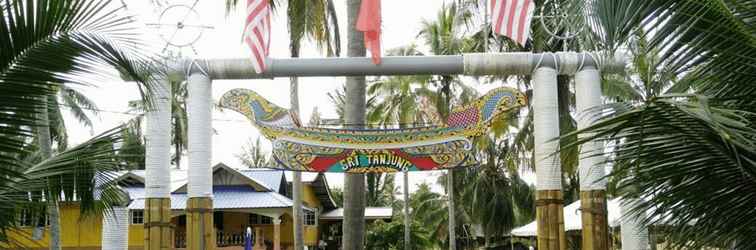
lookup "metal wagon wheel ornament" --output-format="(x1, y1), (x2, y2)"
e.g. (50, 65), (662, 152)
(537, 0), (586, 41)
(146, 1), (214, 54)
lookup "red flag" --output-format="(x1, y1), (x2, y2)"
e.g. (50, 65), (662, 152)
(490, 0), (535, 46)
(244, 0), (272, 73)
(356, 0), (381, 64)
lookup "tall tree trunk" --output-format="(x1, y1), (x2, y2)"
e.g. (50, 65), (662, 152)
(291, 74), (305, 250)
(403, 170), (410, 250)
(38, 96), (61, 250)
(343, 0), (366, 249)
(175, 139), (181, 169)
(447, 170), (456, 250)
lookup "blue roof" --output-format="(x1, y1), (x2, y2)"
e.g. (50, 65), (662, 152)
(128, 186), (297, 210)
(238, 169), (285, 193)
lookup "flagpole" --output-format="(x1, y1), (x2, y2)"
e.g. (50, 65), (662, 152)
(484, 0), (489, 52)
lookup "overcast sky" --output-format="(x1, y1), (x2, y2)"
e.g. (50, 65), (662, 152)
(63, 0), (533, 194)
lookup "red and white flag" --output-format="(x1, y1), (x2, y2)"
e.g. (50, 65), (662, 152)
(244, 0), (272, 73)
(490, 0), (535, 46)
(357, 0), (381, 64)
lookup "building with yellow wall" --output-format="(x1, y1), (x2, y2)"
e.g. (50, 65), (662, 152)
(1, 163), (389, 250)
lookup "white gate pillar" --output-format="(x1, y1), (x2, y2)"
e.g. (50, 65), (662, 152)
(101, 206), (129, 250)
(186, 68), (215, 249)
(143, 78), (173, 249)
(532, 54), (566, 250)
(621, 199), (650, 250)
(575, 63), (610, 250)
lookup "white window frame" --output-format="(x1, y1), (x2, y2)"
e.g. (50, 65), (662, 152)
(304, 209), (317, 226)
(131, 210), (144, 225)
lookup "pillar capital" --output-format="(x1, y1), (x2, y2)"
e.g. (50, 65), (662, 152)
(273, 217), (282, 225)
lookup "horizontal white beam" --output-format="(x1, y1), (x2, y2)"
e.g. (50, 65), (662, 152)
(176, 52), (625, 80)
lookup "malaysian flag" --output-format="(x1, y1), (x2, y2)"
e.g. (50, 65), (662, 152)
(244, 0), (272, 73)
(490, 0), (535, 46)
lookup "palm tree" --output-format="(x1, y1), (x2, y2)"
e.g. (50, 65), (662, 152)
(286, 0), (341, 247)
(417, 5), (480, 249)
(366, 45), (433, 250)
(408, 183), (450, 249)
(459, 136), (534, 247)
(236, 137), (273, 167)
(558, 1), (756, 249)
(0, 0), (156, 248)
(226, 1), (341, 247)
(342, 0), (367, 248)
(38, 78), (102, 250)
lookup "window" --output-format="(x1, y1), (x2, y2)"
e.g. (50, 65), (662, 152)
(248, 214), (272, 225)
(260, 215), (272, 224)
(304, 210), (317, 226)
(131, 210), (144, 224)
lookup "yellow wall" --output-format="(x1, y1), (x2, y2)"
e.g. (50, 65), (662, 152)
(302, 183), (322, 246)
(5, 183), (325, 249)
(2, 203), (103, 250)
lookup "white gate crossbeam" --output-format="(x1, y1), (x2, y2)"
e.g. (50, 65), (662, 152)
(175, 52), (625, 79)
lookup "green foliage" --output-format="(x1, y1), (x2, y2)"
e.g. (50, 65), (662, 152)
(366, 219), (433, 250)
(117, 118), (146, 170)
(329, 187), (343, 207)
(561, 0), (756, 247)
(0, 0), (156, 242)
(236, 137), (274, 168)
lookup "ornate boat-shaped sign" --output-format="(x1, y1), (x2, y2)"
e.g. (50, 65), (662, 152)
(220, 87), (526, 173)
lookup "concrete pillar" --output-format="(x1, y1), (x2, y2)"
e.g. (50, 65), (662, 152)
(533, 54), (566, 250)
(621, 199), (649, 250)
(273, 217), (282, 250)
(102, 206), (129, 250)
(254, 227), (266, 250)
(187, 71), (215, 250)
(575, 65), (609, 250)
(144, 78), (173, 249)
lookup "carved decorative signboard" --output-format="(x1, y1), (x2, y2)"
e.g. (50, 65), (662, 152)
(220, 87), (526, 173)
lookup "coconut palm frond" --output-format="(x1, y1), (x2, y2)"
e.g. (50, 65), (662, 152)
(562, 95), (756, 248)
(0, 125), (133, 239)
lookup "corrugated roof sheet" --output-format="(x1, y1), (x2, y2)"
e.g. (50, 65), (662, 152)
(284, 172), (319, 183)
(127, 186), (296, 210)
(119, 169), (188, 193)
(238, 169), (285, 193)
(320, 207), (393, 220)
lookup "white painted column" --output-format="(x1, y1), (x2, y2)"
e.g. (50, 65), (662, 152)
(187, 71), (215, 249)
(187, 72), (213, 198)
(273, 217), (282, 250)
(621, 199), (649, 250)
(576, 65), (610, 250)
(533, 59), (566, 249)
(101, 207), (129, 250)
(533, 65), (562, 192)
(145, 79), (172, 199)
(575, 66), (606, 191)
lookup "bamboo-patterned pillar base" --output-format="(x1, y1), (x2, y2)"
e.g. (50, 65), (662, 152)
(144, 198), (173, 250)
(581, 190), (609, 250)
(186, 197), (215, 250)
(536, 190), (566, 250)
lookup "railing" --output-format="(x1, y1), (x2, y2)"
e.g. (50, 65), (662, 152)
(174, 230), (252, 248)
(217, 230), (247, 247)
(175, 231), (186, 248)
